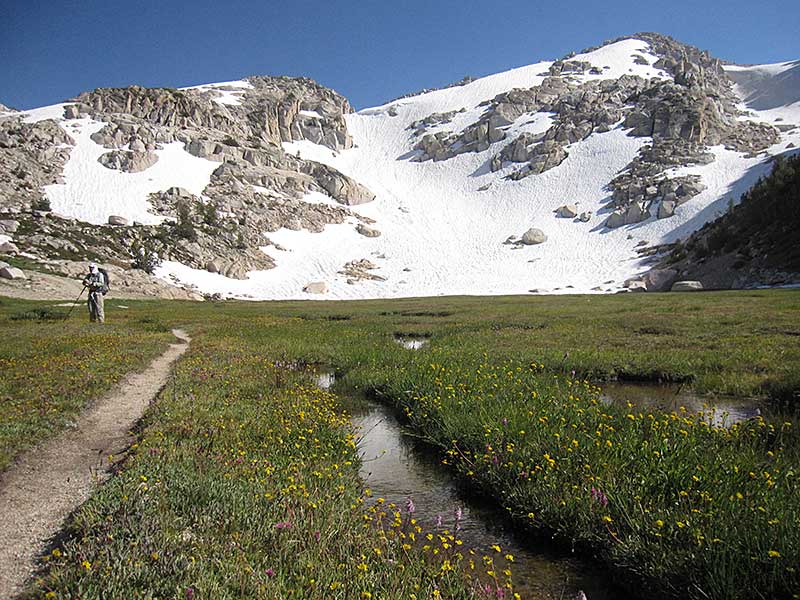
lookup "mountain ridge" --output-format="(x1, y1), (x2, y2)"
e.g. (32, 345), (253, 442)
(1, 33), (798, 299)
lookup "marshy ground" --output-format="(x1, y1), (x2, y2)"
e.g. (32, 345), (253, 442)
(1, 290), (797, 599)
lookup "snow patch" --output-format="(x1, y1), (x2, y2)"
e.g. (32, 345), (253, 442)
(299, 110), (323, 119)
(725, 60), (800, 123)
(45, 118), (220, 225)
(22, 103), (72, 123)
(182, 79), (253, 106)
(569, 38), (671, 81)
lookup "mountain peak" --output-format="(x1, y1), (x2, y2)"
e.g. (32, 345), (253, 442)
(1, 33), (798, 299)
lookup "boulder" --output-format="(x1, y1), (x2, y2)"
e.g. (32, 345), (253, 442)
(356, 224), (381, 238)
(579, 211), (592, 222)
(605, 210), (625, 229)
(555, 204), (578, 218)
(129, 138), (147, 153)
(644, 268), (678, 292)
(205, 261), (221, 274)
(657, 200), (676, 219)
(316, 171), (375, 206)
(626, 280), (648, 292)
(0, 266), (25, 280)
(671, 280), (704, 292)
(98, 150), (158, 173)
(0, 219), (20, 233)
(624, 203), (651, 224)
(0, 241), (20, 254)
(520, 228), (547, 245)
(676, 179), (707, 201)
(108, 215), (129, 226)
(303, 281), (327, 294)
(63, 105), (81, 119)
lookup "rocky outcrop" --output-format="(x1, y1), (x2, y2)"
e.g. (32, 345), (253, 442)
(90, 119), (176, 150)
(356, 224), (381, 237)
(98, 150), (158, 172)
(408, 109), (465, 136)
(0, 117), (74, 212)
(339, 259), (386, 284)
(409, 33), (780, 224)
(415, 74), (649, 172)
(180, 135), (374, 207)
(74, 86), (244, 136)
(31, 75), (377, 283)
(244, 75), (354, 151)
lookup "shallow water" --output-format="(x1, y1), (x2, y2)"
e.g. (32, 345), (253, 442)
(313, 367), (625, 598)
(599, 381), (767, 427)
(347, 397), (630, 599)
(394, 336), (429, 350)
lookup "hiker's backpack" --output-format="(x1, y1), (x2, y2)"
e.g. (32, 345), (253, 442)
(98, 267), (110, 295)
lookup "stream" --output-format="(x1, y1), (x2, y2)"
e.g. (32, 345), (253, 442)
(316, 370), (629, 600)
(313, 360), (793, 599)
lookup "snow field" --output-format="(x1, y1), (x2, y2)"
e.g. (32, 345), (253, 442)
(43, 118), (220, 225)
(14, 38), (799, 299)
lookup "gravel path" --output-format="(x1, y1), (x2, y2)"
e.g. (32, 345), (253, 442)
(0, 328), (190, 598)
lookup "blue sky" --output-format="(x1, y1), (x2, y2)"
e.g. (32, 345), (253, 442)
(2, 0), (798, 110)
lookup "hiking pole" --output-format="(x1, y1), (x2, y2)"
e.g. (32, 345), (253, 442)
(64, 286), (86, 321)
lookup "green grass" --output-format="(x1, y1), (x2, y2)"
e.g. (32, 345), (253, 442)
(24, 322), (507, 600)
(3, 289), (799, 599)
(0, 298), (173, 472)
(0, 254), (72, 278)
(352, 356), (799, 599)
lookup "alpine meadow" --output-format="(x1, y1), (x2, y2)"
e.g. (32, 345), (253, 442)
(1, 25), (799, 600)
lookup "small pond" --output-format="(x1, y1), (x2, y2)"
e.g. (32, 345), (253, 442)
(394, 335), (430, 350)
(599, 381), (773, 428)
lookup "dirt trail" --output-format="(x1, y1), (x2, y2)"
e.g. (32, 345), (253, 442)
(0, 328), (190, 598)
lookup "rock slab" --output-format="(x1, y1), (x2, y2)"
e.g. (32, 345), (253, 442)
(0, 266), (25, 280)
(303, 281), (327, 294)
(671, 280), (704, 292)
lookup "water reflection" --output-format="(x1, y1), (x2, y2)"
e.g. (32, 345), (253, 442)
(600, 382), (765, 427)
(314, 370), (336, 390)
(350, 402), (629, 600)
(394, 336), (429, 350)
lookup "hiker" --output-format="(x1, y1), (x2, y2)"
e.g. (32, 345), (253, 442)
(82, 263), (107, 323)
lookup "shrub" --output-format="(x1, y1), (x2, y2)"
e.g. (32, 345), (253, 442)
(130, 239), (162, 274)
(173, 201), (196, 241)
